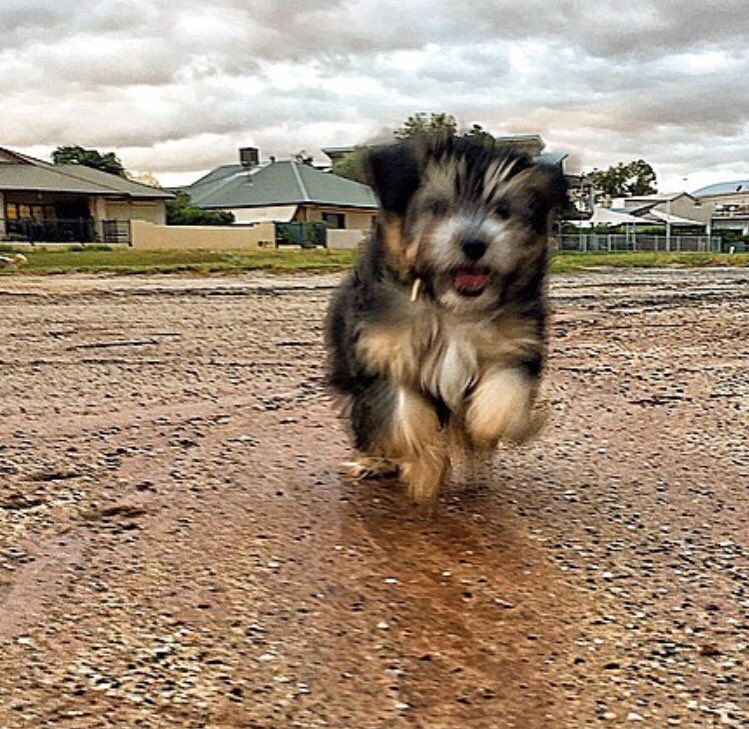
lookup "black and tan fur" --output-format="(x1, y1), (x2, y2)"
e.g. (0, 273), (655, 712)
(326, 135), (567, 504)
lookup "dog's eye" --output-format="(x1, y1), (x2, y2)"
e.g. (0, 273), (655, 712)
(494, 201), (510, 220)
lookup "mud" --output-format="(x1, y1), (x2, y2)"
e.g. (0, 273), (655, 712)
(0, 268), (747, 728)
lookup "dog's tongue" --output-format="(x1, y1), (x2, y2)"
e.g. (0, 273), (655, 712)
(454, 269), (490, 290)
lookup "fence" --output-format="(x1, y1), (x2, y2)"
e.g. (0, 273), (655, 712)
(275, 221), (327, 248)
(556, 233), (722, 253)
(1, 217), (132, 245)
(130, 220), (275, 250)
(326, 229), (368, 249)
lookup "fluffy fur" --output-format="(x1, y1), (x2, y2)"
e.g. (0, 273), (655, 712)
(326, 135), (568, 504)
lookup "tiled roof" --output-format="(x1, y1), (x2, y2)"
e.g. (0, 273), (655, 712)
(181, 161), (377, 210)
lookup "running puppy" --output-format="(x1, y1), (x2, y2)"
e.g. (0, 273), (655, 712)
(326, 135), (567, 503)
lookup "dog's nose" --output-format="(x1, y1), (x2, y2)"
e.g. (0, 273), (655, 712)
(461, 238), (487, 261)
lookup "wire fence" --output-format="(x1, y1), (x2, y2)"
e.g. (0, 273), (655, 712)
(555, 233), (722, 253)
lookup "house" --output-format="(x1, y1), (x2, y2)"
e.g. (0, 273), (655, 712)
(0, 146), (173, 243)
(608, 192), (712, 231)
(693, 180), (749, 236)
(322, 136), (587, 220)
(322, 134), (548, 168)
(179, 148), (378, 231)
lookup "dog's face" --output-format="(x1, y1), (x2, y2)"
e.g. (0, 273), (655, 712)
(366, 137), (568, 312)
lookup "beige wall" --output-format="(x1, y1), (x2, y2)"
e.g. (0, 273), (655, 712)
(299, 205), (376, 230)
(701, 191), (749, 208)
(327, 228), (368, 249)
(105, 200), (167, 224)
(652, 196), (713, 224)
(131, 220), (275, 250)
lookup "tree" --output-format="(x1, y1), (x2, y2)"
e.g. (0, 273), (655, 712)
(462, 123), (496, 145)
(333, 114), (500, 183)
(166, 192), (235, 226)
(331, 145), (368, 184)
(586, 160), (657, 198)
(394, 112), (458, 140)
(52, 145), (127, 178)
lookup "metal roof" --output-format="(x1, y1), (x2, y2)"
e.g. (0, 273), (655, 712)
(645, 209), (705, 226)
(622, 192), (696, 203)
(573, 206), (655, 226)
(0, 147), (172, 199)
(610, 204), (655, 215)
(182, 160), (378, 210)
(534, 151), (568, 166)
(693, 180), (749, 197)
(321, 146), (355, 154)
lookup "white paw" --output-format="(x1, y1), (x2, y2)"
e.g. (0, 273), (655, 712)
(467, 368), (541, 445)
(342, 456), (399, 481)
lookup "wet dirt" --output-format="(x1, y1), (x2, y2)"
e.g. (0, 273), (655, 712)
(0, 268), (747, 728)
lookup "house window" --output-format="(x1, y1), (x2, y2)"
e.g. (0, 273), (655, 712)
(321, 212), (345, 229)
(5, 203), (18, 221)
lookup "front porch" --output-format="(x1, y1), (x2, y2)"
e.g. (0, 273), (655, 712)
(1, 191), (131, 244)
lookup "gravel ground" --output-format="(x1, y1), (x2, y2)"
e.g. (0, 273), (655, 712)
(0, 268), (747, 728)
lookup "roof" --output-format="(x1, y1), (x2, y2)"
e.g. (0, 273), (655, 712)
(0, 146), (172, 199)
(609, 205), (705, 227)
(534, 151), (568, 166)
(693, 180), (749, 197)
(321, 146), (355, 155)
(610, 204), (656, 215)
(496, 133), (545, 147)
(622, 192), (697, 203)
(181, 160), (378, 210)
(644, 209), (705, 226)
(573, 206), (657, 227)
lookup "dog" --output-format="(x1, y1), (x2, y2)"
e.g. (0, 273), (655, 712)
(325, 135), (567, 504)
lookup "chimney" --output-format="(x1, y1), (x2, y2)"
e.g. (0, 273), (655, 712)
(239, 147), (259, 167)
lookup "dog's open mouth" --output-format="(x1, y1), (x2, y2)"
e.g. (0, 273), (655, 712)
(452, 267), (492, 297)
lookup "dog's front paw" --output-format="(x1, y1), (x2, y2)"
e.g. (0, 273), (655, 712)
(466, 368), (542, 446)
(342, 455), (399, 481)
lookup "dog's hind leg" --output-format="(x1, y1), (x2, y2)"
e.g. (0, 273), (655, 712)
(344, 377), (402, 482)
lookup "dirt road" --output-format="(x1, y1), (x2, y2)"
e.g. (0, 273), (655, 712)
(0, 269), (747, 728)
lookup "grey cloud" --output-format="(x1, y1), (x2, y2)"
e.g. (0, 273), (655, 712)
(2, 0), (749, 187)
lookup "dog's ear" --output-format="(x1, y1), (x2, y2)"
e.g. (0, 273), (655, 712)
(364, 142), (421, 273)
(364, 142), (420, 217)
(505, 163), (569, 233)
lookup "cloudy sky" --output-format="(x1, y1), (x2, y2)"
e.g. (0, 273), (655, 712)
(3, 0), (749, 191)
